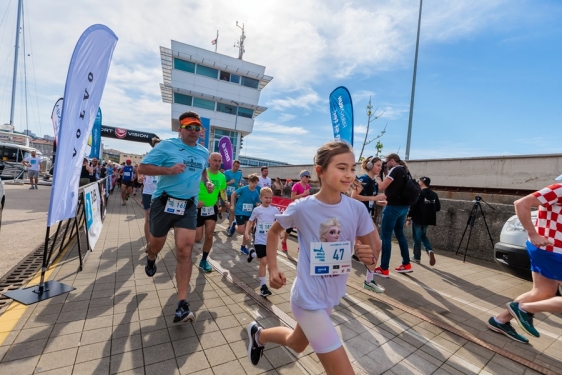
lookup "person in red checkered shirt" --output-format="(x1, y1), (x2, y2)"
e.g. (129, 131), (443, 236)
(487, 178), (562, 343)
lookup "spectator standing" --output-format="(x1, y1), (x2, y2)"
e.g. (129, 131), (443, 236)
(372, 153), (413, 278)
(80, 158), (93, 187)
(406, 177), (440, 266)
(22, 150), (42, 189)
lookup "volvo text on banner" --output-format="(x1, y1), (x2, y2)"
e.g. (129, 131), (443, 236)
(47, 24), (118, 227)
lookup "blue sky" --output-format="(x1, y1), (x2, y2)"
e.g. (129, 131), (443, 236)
(0, 0), (560, 164)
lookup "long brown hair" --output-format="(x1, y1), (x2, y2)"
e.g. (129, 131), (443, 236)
(314, 141), (354, 186)
(386, 153), (409, 173)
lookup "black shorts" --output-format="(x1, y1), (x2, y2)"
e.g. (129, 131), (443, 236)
(286, 227), (294, 234)
(196, 205), (218, 227)
(149, 196), (197, 237)
(122, 180), (133, 187)
(235, 215), (250, 226)
(254, 244), (267, 259)
(142, 194), (153, 210)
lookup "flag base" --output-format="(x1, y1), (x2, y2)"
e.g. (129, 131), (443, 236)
(3, 281), (75, 305)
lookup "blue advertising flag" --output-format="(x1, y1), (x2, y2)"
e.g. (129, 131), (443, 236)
(329, 86), (354, 146)
(89, 108), (102, 159)
(47, 25), (118, 227)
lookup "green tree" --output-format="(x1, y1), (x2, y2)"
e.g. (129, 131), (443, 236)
(358, 96), (386, 161)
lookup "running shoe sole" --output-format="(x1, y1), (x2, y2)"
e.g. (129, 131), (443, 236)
(373, 271), (390, 278)
(247, 321), (264, 366)
(429, 251), (436, 266)
(173, 311), (195, 323)
(199, 264), (213, 273)
(363, 281), (386, 293)
(507, 302), (540, 337)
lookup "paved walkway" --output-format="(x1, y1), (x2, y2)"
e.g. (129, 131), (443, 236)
(1, 191), (561, 374)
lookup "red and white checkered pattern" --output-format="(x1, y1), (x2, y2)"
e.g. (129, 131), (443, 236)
(532, 183), (562, 253)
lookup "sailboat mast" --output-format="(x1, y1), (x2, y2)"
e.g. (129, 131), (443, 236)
(9, 0), (23, 126)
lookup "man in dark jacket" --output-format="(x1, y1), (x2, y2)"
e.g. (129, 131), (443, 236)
(407, 177), (440, 266)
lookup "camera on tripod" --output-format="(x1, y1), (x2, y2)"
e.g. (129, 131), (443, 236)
(456, 195), (495, 262)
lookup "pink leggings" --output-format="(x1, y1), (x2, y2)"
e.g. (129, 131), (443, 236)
(291, 301), (341, 354)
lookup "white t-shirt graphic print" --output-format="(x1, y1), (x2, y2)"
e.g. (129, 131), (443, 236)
(275, 195), (374, 310)
(249, 205), (281, 245)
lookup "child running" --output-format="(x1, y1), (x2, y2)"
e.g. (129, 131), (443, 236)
(247, 141), (382, 375)
(227, 173), (261, 255)
(244, 187), (281, 297)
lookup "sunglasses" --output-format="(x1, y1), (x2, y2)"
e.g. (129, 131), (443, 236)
(303, 175), (310, 178)
(182, 125), (202, 132)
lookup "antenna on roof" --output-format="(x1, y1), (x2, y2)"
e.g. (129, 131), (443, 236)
(234, 21), (246, 60)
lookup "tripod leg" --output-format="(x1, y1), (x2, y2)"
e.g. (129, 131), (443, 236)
(463, 214), (477, 263)
(479, 204), (495, 249)
(456, 204), (478, 255)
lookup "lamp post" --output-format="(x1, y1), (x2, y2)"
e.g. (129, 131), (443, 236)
(405, 0), (423, 161)
(231, 100), (240, 159)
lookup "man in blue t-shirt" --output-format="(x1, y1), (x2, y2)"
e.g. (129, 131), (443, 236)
(138, 111), (214, 324)
(223, 159), (242, 217)
(227, 173), (261, 254)
(120, 159), (134, 205)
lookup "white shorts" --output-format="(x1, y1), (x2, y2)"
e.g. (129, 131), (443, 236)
(291, 301), (341, 354)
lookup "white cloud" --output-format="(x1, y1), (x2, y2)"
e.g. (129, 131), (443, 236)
(267, 92), (322, 112)
(253, 121), (308, 135)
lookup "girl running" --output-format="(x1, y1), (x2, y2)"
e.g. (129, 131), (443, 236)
(247, 141), (381, 375)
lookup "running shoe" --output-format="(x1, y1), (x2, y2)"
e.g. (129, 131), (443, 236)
(240, 246), (249, 255)
(173, 300), (195, 323)
(260, 285), (272, 297)
(35, 185), (38, 189)
(410, 257), (420, 264)
(363, 280), (386, 293)
(372, 267), (390, 278)
(247, 321), (264, 365)
(247, 248), (256, 263)
(507, 302), (539, 337)
(29, 186), (35, 189)
(486, 317), (529, 343)
(428, 250), (436, 266)
(227, 222), (236, 237)
(218, 212), (223, 220)
(198, 259), (213, 273)
(145, 256), (157, 277)
(395, 264), (413, 273)
(281, 241), (287, 252)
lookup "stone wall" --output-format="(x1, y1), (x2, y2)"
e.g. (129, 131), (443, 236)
(368, 198), (514, 262)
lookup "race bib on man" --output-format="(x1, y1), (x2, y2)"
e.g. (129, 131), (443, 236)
(257, 222), (272, 234)
(227, 186), (236, 194)
(165, 197), (187, 215)
(242, 203), (253, 212)
(124, 172), (131, 177)
(201, 206), (214, 216)
(309, 241), (352, 276)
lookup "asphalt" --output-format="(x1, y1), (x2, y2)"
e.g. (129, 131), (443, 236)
(0, 189), (561, 374)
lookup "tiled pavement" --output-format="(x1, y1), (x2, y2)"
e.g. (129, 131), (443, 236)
(1, 192), (562, 374)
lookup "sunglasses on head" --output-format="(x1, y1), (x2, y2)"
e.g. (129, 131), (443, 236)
(182, 125), (202, 132)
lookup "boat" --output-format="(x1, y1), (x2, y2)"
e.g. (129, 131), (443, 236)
(0, 0), (49, 181)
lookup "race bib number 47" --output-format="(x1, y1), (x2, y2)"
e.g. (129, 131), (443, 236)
(309, 241), (352, 276)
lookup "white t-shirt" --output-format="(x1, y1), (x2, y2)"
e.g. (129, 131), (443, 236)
(142, 175), (159, 195)
(24, 156), (42, 171)
(258, 176), (271, 188)
(275, 195), (373, 310)
(249, 205), (281, 245)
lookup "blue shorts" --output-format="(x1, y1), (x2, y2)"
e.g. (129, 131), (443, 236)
(527, 241), (562, 281)
(235, 215), (250, 226)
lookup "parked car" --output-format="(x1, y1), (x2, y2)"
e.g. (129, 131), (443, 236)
(494, 211), (537, 281)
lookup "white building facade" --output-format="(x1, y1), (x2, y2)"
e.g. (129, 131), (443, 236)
(160, 41), (272, 159)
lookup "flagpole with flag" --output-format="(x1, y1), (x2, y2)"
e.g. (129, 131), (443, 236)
(211, 30), (218, 52)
